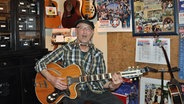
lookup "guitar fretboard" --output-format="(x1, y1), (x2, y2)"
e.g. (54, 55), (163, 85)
(67, 69), (145, 85)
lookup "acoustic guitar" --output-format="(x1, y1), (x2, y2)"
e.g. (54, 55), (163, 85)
(161, 43), (183, 104)
(155, 33), (183, 104)
(62, 0), (82, 28)
(81, 0), (96, 20)
(35, 62), (149, 104)
(45, 0), (61, 28)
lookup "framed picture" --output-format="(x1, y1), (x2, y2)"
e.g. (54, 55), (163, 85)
(96, 0), (132, 32)
(132, 0), (178, 36)
(140, 77), (172, 104)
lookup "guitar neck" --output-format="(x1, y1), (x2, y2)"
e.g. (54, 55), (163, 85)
(67, 68), (146, 85)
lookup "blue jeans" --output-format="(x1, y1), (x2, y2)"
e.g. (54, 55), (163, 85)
(61, 89), (124, 104)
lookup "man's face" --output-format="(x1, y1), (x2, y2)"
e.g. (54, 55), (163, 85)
(76, 23), (94, 43)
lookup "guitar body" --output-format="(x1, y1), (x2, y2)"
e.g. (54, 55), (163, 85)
(168, 80), (183, 104)
(62, 0), (82, 28)
(45, 0), (61, 28)
(35, 63), (148, 103)
(35, 63), (82, 104)
(81, 0), (96, 20)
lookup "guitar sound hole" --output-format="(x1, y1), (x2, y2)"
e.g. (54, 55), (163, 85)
(51, 3), (55, 7)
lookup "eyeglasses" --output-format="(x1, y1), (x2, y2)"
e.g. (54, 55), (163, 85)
(76, 26), (92, 32)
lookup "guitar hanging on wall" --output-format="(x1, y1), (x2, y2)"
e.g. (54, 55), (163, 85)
(62, 0), (82, 28)
(45, 0), (61, 28)
(81, 0), (96, 20)
(155, 32), (183, 104)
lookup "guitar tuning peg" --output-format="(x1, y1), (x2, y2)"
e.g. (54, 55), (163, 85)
(128, 66), (131, 69)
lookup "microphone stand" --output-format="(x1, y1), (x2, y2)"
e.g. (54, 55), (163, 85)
(159, 40), (183, 104)
(146, 67), (180, 104)
(146, 67), (166, 104)
(160, 69), (165, 104)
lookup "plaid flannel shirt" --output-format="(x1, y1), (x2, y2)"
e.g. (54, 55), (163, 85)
(35, 40), (107, 93)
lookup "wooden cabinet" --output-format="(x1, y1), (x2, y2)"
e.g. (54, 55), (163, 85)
(0, 0), (12, 50)
(0, 49), (48, 104)
(0, 0), (47, 103)
(0, 0), (45, 51)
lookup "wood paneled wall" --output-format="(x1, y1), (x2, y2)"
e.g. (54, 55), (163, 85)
(107, 32), (183, 82)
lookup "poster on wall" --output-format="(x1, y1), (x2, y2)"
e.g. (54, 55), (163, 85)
(140, 77), (171, 104)
(135, 38), (170, 65)
(96, 0), (132, 32)
(132, 0), (178, 36)
(179, 0), (184, 12)
(179, 0), (184, 80)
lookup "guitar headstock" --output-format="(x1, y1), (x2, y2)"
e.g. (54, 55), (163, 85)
(120, 66), (149, 79)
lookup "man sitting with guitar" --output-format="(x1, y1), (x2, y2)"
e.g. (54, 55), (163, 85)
(35, 19), (124, 104)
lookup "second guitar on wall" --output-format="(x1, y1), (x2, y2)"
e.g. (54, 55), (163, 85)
(45, 0), (97, 28)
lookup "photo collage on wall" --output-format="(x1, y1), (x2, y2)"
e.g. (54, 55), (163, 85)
(133, 0), (177, 36)
(96, 0), (132, 32)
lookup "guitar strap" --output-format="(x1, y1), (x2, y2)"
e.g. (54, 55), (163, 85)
(78, 41), (95, 75)
(80, 45), (105, 93)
